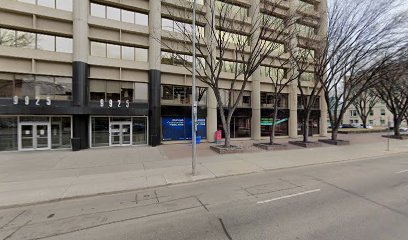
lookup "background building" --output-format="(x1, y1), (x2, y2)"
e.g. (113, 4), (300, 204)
(0, 0), (327, 152)
(343, 102), (407, 128)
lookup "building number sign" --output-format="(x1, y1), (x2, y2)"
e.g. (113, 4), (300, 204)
(13, 96), (52, 106)
(100, 99), (130, 108)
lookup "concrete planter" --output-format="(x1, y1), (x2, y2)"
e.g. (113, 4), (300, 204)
(210, 145), (244, 154)
(318, 139), (350, 146)
(253, 143), (287, 151)
(382, 134), (408, 140)
(288, 141), (322, 148)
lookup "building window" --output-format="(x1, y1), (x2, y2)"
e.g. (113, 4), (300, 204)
(261, 93), (288, 108)
(369, 120), (374, 125)
(90, 3), (148, 26)
(18, 0), (73, 11)
(90, 41), (148, 62)
(161, 84), (207, 105)
(161, 51), (205, 70)
(369, 110), (374, 116)
(0, 28), (73, 53)
(89, 80), (148, 102)
(0, 73), (72, 100)
(350, 110), (358, 117)
(381, 109), (386, 116)
(161, 18), (205, 36)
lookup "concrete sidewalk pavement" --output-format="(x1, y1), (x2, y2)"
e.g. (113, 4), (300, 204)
(0, 134), (407, 208)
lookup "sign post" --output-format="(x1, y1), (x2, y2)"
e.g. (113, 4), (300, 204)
(191, 0), (197, 176)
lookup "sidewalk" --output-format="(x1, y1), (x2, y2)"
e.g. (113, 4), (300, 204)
(0, 133), (407, 208)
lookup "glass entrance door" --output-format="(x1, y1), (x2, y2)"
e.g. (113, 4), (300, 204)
(19, 123), (51, 150)
(110, 122), (132, 146)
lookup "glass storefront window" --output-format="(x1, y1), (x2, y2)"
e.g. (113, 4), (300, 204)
(91, 117), (110, 147)
(51, 117), (71, 149)
(0, 117), (18, 151)
(132, 117), (147, 144)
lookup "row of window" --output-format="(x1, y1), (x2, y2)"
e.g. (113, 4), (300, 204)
(261, 92), (289, 108)
(0, 28), (73, 53)
(260, 66), (287, 79)
(161, 18), (205, 37)
(90, 41), (148, 62)
(15, 0), (72, 11)
(219, 89), (252, 108)
(90, 3), (148, 26)
(215, 1), (249, 19)
(350, 109), (385, 117)
(161, 52), (205, 70)
(89, 80), (148, 102)
(0, 73), (72, 100)
(296, 24), (318, 36)
(161, 85), (207, 106)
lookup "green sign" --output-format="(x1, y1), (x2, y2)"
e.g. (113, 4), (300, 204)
(261, 118), (288, 126)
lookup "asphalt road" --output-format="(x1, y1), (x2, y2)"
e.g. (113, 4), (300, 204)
(1, 153), (408, 240)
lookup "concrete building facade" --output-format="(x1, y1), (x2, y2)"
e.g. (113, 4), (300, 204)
(0, 0), (327, 152)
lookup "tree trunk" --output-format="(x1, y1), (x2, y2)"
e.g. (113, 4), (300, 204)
(223, 113), (233, 148)
(303, 111), (311, 143)
(394, 116), (401, 137)
(361, 115), (367, 129)
(270, 105), (279, 145)
(331, 127), (338, 141)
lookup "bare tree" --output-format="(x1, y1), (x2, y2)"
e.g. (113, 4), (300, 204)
(375, 58), (408, 137)
(352, 89), (379, 128)
(314, 0), (408, 142)
(160, 0), (300, 148)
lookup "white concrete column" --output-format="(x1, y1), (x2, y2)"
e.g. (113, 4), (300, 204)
(250, 0), (261, 141)
(73, 0), (89, 62)
(149, 0), (161, 70)
(288, 0), (299, 138)
(288, 85), (298, 138)
(319, 0), (328, 137)
(205, 0), (218, 142)
(206, 88), (218, 142)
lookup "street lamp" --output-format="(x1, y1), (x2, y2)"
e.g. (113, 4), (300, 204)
(192, 0), (197, 176)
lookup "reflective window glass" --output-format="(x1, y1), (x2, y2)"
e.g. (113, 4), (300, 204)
(134, 82), (148, 101)
(132, 117), (147, 145)
(135, 48), (148, 62)
(54, 77), (72, 100)
(56, 37), (73, 53)
(0, 29), (16, 46)
(0, 117), (18, 151)
(90, 80), (106, 101)
(91, 3), (106, 18)
(121, 9), (135, 24)
(107, 44), (121, 59)
(18, 0), (36, 4)
(135, 12), (148, 26)
(35, 76), (55, 98)
(91, 117), (110, 147)
(51, 117), (71, 149)
(0, 73), (14, 98)
(162, 18), (174, 31)
(37, 0), (55, 8)
(122, 46), (135, 61)
(91, 42), (107, 57)
(56, 0), (73, 11)
(37, 34), (55, 51)
(16, 31), (35, 48)
(107, 6), (121, 21)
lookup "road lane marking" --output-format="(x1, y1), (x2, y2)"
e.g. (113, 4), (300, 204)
(257, 189), (321, 204)
(396, 169), (408, 174)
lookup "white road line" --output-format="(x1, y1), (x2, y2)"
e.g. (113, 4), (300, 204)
(396, 169), (408, 174)
(257, 189), (321, 204)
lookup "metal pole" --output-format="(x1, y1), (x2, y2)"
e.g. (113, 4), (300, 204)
(192, 0), (197, 176)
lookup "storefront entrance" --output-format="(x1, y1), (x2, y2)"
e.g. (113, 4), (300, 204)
(90, 116), (148, 148)
(110, 121), (132, 146)
(19, 122), (51, 150)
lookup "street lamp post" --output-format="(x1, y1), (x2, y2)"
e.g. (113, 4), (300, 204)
(192, 0), (197, 176)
